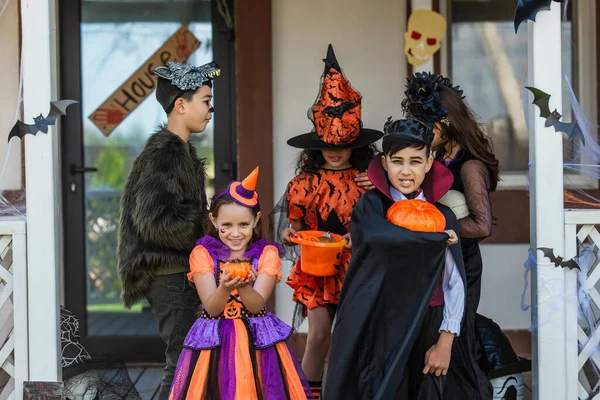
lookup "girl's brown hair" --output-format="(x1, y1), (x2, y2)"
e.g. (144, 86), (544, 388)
(437, 85), (500, 191)
(206, 189), (263, 242)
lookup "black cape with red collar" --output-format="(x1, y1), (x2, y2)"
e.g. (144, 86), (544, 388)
(323, 156), (467, 400)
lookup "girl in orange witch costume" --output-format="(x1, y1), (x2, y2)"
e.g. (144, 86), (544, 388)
(276, 44), (383, 399)
(169, 168), (313, 400)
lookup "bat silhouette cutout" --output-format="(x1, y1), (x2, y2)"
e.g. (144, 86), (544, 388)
(514, 0), (565, 33)
(537, 247), (580, 270)
(525, 87), (584, 144)
(8, 100), (78, 142)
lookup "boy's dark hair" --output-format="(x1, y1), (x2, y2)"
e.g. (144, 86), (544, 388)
(156, 77), (213, 115)
(206, 188), (263, 243)
(382, 135), (430, 157)
(295, 144), (377, 174)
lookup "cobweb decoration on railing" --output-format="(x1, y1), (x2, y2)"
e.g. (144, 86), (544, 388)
(0, 138), (26, 218)
(521, 73), (600, 208)
(562, 75), (600, 180)
(0, 3), (26, 219)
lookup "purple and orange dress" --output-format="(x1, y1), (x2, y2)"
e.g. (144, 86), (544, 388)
(168, 236), (313, 400)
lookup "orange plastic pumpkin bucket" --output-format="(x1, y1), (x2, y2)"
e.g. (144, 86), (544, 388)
(290, 230), (347, 277)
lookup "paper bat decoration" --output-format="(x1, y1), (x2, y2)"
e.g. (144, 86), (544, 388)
(525, 86), (584, 144)
(514, 0), (565, 33)
(8, 100), (78, 142)
(537, 247), (580, 271)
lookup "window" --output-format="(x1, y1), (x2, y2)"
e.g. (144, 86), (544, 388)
(447, 0), (597, 189)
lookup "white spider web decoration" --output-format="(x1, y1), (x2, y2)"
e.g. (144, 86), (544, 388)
(60, 308), (91, 368)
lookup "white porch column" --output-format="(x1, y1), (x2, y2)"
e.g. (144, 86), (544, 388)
(528, 3), (576, 399)
(20, 0), (62, 381)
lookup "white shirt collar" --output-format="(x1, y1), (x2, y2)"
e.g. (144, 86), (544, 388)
(390, 186), (428, 202)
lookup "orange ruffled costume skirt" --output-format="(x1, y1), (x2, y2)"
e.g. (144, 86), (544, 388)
(286, 248), (352, 310)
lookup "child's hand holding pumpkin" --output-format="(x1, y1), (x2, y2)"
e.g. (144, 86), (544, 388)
(220, 273), (245, 291)
(444, 229), (458, 246)
(222, 262), (254, 290)
(243, 268), (258, 286)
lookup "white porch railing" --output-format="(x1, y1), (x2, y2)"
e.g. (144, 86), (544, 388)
(0, 218), (28, 400)
(564, 209), (600, 399)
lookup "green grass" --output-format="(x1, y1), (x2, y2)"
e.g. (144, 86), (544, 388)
(87, 303), (145, 313)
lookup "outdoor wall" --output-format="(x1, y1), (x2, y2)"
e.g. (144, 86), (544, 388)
(272, 0), (530, 331)
(0, 0), (23, 191)
(479, 244), (531, 329)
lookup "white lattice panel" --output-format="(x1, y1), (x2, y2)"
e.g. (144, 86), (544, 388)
(566, 218), (600, 399)
(0, 235), (15, 400)
(0, 219), (28, 400)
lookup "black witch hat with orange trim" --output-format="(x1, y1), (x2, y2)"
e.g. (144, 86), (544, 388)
(287, 45), (383, 150)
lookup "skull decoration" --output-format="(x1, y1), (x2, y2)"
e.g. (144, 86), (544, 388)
(404, 10), (447, 66)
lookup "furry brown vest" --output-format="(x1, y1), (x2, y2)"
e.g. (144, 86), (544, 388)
(117, 128), (208, 308)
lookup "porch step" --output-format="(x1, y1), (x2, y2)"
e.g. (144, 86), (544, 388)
(123, 365), (532, 399)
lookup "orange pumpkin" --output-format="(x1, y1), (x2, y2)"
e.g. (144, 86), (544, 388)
(386, 199), (446, 232)
(224, 261), (251, 279)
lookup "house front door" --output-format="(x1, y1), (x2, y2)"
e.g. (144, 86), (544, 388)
(59, 0), (236, 362)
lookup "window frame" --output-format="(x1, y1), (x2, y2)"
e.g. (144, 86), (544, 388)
(442, 0), (598, 191)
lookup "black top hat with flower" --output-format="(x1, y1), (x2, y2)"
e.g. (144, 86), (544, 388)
(400, 72), (464, 126)
(383, 116), (434, 146)
(287, 45), (383, 150)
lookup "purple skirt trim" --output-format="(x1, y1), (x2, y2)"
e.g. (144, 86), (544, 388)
(183, 313), (293, 350)
(248, 313), (293, 349)
(183, 318), (221, 349)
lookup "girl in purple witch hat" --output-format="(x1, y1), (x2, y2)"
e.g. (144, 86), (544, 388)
(168, 167), (313, 400)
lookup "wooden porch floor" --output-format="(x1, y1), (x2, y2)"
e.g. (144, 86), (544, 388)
(85, 311), (534, 398)
(127, 364), (163, 400)
(126, 367), (533, 399)
(127, 331), (533, 399)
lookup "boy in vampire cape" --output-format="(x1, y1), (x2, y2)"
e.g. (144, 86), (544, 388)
(324, 118), (468, 400)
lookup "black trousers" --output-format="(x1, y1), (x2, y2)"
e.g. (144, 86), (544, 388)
(146, 273), (200, 400)
(443, 242), (493, 400)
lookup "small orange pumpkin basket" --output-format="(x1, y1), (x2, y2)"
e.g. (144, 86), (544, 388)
(223, 261), (252, 280)
(290, 230), (347, 277)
